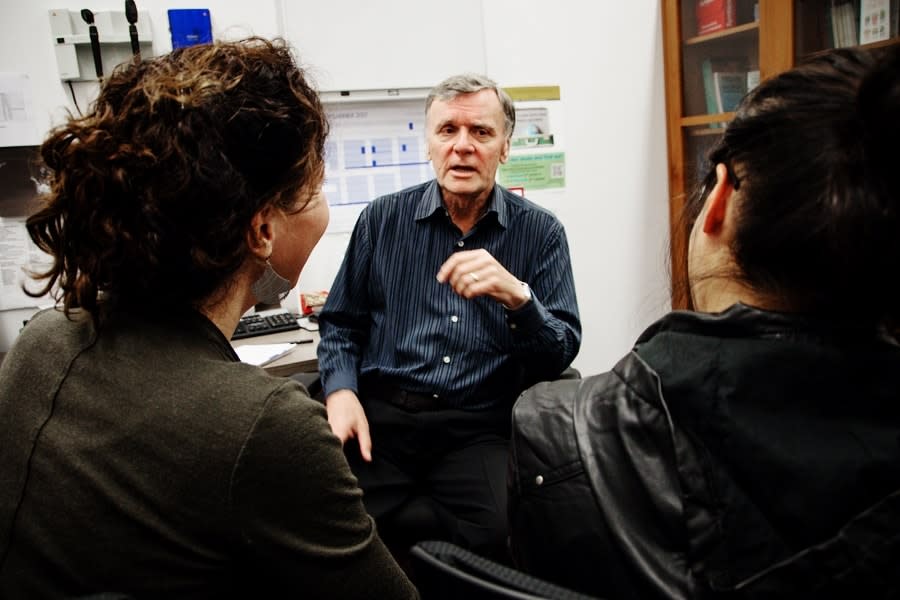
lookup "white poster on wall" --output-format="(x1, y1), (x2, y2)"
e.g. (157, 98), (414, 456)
(320, 87), (567, 230)
(0, 218), (51, 310)
(501, 90), (567, 213)
(323, 98), (433, 233)
(0, 73), (39, 148)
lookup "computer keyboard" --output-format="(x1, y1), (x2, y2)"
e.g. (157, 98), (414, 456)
(232, 311), (301, 340)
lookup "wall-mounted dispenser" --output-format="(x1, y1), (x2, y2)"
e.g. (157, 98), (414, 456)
(49, 8), (152, 81)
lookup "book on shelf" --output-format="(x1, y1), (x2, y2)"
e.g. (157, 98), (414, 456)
(701, 59), (719, 117)
(701, 57), (749, 116)
(860, 0), (891, 43)
(894, 0), (900, 36)
(696, 0), (736, 35)
(746, 69), (760, 93)
(713, 72), (747, 113)
(831, 0), (860, 47)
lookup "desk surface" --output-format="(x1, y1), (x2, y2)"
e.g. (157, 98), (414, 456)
(230, 327), (319, 377)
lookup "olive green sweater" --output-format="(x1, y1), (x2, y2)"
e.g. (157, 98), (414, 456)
(0, 307), (417, 599)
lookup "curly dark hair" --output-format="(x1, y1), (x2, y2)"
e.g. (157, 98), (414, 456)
(26, 37), (328, 320)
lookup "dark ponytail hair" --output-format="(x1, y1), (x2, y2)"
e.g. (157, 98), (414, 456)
(686, 45), (900, 328)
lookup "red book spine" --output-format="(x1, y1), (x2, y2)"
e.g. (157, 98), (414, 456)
(696, 0), (736, 35)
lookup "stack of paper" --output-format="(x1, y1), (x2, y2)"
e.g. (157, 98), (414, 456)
(235, 343), (295, 366)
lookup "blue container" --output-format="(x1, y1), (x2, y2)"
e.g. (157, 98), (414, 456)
(168, 9), (212, 49)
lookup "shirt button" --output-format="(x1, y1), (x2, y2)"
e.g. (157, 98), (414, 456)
(535, 475), (544, 486)
(510, 323), (517, 330)
(456, 240), (464, 247)
(450, 315), (459, 323)
(442, 356), (451, 364)
(432, 394), (439, 399)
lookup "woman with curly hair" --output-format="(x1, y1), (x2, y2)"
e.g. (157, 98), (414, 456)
(0, 38), (417, 599)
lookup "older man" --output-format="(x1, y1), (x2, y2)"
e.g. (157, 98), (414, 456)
(317, 73), (581, 561)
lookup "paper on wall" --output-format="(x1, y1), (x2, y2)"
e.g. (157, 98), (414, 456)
(0, 217), (52, 311)
(0, 73), (39, 148)
(323, 99), (432, 233)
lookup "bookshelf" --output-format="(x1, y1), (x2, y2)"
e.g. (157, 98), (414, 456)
(661, 0), (899, 309)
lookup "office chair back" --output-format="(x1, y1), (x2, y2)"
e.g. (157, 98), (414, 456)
(410, 540), (601, 600)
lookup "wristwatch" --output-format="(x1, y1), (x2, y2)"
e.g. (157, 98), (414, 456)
(504, 281), (531, 310)
(519, 281), (532, 304)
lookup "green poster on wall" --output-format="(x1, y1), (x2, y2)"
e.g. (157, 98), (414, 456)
(498, 152), (565, 191)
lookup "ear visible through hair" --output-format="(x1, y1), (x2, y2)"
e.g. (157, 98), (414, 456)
(247, 207), (274, 257)
(702, 163), (734, 234)
(500, 138), (510, 164)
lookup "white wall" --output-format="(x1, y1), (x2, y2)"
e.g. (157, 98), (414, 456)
(482, 1), (671, 373)
(0, 0), (671, 374)
(1, 0), (281, 140)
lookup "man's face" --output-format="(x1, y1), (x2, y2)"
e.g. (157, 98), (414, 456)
(426, 89), (510, 204)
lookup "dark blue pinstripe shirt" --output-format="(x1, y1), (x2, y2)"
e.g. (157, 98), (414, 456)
(317, 180), (581, 409)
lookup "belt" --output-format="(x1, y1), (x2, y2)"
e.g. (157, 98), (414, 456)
(363, 381), (443, 412)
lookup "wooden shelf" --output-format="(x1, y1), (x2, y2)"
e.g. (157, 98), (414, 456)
(663, 1), (897, 310)
(860, 36), (900, 50)
(800, 36), (900, 61)
(687, 126), (729, 137)
(684, 21), (760, 45)
(681, 112), (735, 128)
(662, 0), (793, 310)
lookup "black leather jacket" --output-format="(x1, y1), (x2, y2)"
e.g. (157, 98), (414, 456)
(508, 304), (900, 599)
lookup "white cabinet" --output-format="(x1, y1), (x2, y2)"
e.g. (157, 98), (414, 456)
(49, 8), (152, 81)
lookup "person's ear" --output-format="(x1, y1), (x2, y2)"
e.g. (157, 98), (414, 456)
(499, 138), (510, 164)
(247, 206), (274, 258)
(702, 163), (734, 234)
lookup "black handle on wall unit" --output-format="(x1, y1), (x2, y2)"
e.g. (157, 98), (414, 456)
(80, 9), (103, 79)
(125, 0), (140, 59)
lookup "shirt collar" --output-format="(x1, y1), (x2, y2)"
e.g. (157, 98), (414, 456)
(415, 180), (445, 221)
(415, 179), (509, 229)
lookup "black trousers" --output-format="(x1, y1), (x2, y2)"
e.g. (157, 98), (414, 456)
(344, 394), (511, 562)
